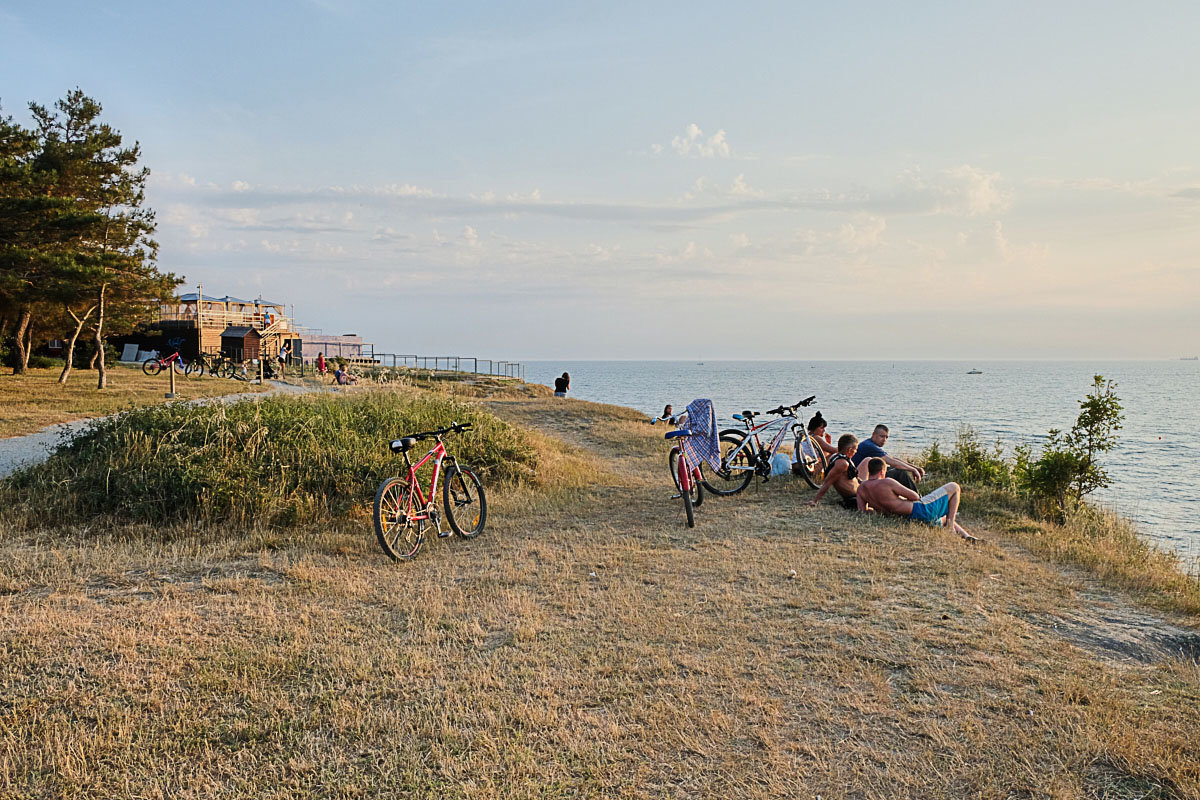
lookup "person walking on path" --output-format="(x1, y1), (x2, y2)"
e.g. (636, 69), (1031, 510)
(553, 372), (571, 397)
(316, 352), (326, 376)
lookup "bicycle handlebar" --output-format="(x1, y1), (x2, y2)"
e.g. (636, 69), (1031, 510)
(408, 421), (473, 440)
(766, 396), (817, 416)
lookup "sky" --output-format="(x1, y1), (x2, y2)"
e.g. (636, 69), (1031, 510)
(3, 1), (1198, 359)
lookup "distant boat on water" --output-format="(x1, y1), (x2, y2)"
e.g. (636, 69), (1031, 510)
(966, 369), (983, 374)
(1181, 356), (1198, 361)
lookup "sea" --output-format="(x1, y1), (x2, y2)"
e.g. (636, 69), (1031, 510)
(524, 360), (1199, 562)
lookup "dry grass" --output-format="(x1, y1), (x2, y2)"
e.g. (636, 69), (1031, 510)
(0, 363), (268, 438)
(2, 391), (1198, 798)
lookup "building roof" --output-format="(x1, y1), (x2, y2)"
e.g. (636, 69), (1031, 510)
(220, 326), (261, 338)
(178, 293), (284, 307)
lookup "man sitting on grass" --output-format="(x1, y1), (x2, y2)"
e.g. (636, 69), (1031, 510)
(851, 424), (924, 490)
(807, 434), (861, 510)
(856, 458), (978, 542)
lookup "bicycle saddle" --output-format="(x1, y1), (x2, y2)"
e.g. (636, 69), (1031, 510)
(390, 437), (419, 453)
(664, 429), (691, 439)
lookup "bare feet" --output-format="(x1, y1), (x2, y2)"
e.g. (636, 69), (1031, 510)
(953, 522), (980, 542)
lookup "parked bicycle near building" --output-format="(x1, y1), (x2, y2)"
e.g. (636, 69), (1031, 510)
(141, 350), (186, 376)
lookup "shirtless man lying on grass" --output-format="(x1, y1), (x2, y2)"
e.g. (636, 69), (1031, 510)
(856, 458), (979, 542)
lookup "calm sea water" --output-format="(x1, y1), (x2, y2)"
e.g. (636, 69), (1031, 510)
(525, 360), (1200, 560)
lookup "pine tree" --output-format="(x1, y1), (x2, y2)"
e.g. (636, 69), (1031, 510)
(1, 90), (178, 385)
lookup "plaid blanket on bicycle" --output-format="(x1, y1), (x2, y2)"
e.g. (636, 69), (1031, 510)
(680, 398), (722, 473)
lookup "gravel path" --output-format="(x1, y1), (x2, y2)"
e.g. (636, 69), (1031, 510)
(0, 381), (326, 479)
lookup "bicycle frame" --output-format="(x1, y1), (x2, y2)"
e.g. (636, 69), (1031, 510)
(725, 414), (796, 473)
(397, 438), (451, 522)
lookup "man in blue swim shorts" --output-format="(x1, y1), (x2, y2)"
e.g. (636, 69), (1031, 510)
(856, 458), (978, 541)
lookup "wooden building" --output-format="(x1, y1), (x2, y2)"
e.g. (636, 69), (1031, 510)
(220, 327), (261, 363)
(156, 293), (292, 361)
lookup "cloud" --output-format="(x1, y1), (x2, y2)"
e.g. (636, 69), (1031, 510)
(992, 221), (1049, 263)
(655, 240), (713, 265)
(1172, 187), (1200, 199)
(882, 166), (1012, 217)
(682, 173), (763, 201)
(730, 232), (751, 249)
(944, 165), (1011, 215)
(666, 123), (732, 159)
(837, 215), (886, 253)
(729, 174), (762, 197)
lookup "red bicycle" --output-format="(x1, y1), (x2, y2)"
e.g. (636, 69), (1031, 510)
(373, 422), (487, 561)
(664, 412), (704, 528)
(142, 350), (187, 376)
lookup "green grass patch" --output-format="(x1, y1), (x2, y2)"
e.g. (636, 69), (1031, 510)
(1, 389), (537, 531)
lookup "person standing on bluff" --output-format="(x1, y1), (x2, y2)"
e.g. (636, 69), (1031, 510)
(553, 372), (571, 397)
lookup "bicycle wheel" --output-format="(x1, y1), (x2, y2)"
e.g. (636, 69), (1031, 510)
(185, 360), (205, 377)
(215, 360), (236, 379)
(668, 447), (703, 508)
(700, 430), (755, 496)
(142, 358), (161, 376)
(374, 476), (424, 561)
(443, 465), (487, 538)
(171, 359), (186, 375)
(794, 429), (829, 490)
(680, 464), (695, 528)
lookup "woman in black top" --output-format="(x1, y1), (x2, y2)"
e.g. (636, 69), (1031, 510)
(553, 372), (570, 397)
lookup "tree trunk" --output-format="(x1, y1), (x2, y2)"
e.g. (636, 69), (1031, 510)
(22, 322), (32, 371)
(58, 305), (97, 384)
(95, 283), (108, 389)
(12, 306), (31, 375)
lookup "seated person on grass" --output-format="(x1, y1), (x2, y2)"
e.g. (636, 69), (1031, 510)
(792, 411), (839, 476)
(807, 433), (861, 510)
(856, 458), (978, 542)
(334, 365), (358, 385)
(850, 424), (924, 491)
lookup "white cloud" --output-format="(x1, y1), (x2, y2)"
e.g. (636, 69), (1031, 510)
(730, 232), (751, 249)
(667, 123), (732, 159)
(231, 180), (251, 192)
(993, 221), (1049, 263)
(656, 240), (714, 265)
(682, 173), (762, 201)
(946, 165), (1011, 216)
(729, 174), (761, 197)
(837, 215), (887, 253)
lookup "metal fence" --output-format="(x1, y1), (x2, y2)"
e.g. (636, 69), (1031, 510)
(369, 354), (524, 380)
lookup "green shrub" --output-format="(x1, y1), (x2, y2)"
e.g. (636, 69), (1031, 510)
(27, 355), (65, 369)
(1, 389), (537, 530)
(1017, 375), (1123, 521)
(922, 426), (1012, 489)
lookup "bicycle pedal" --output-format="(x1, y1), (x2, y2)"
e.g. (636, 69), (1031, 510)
(437, 529), (452, 538)
(670, 492), (683, 499)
